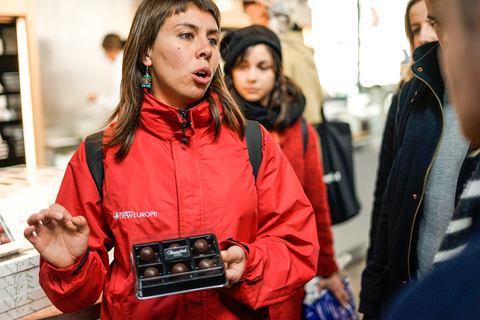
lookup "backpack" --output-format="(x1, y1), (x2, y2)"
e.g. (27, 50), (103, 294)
(85, 120), (263, 201)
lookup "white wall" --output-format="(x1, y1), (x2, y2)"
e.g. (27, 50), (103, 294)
(35, 0), (140, 138)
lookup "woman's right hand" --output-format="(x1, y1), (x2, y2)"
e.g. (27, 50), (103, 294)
(24, 203), (90, 268)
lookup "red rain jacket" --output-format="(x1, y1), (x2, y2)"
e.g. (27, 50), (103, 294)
(39, 92), (319, 319)
(268, 118), (339, 319)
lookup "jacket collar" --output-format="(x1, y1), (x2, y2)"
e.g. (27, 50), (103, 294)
(140, 91), (222, 140)
(411, 41), (445, 101)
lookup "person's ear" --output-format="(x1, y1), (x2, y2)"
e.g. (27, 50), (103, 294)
(142, 48), (152, 67)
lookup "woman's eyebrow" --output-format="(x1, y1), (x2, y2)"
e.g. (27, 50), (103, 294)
(175, 22), (219, 36)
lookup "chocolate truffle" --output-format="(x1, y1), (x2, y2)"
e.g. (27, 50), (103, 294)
(198, 258), (214, 270)
(171, 262), (188, 274)
(139, 246), (156, 263)
(143, 266), (160, 278)
(168, 243), (180, 248)
(192, 239), (211, 255)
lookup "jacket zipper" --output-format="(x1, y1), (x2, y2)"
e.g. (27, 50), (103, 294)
(406, 73), (445, 283)
(179, 109), (189, 144)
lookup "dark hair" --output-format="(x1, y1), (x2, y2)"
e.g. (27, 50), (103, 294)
(102, 34), (125, 51)
(224, 44), (301, 130)
(104, 0), (245, 159)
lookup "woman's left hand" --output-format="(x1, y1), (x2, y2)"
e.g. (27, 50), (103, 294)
(221, 245), (246, 288)
(318, 272), (350, 307)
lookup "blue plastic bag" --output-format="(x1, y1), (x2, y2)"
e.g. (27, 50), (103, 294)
(302, 277), (359, 320)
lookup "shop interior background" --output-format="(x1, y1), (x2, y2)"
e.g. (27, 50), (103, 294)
(32, 0), (411, 269)
(0, 1), (414, 313)
(36, 0), (409, 148)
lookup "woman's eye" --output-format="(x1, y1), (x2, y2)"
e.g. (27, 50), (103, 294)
(259, 65), (272, 71)
(208, 38), (218, 46)
(412, 28), (420, 35)
(180, 33), (194, 40)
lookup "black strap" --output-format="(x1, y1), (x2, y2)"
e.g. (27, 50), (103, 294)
(301, 117), (308, 155)
(245, 120), (263, 182)
(85, 131), (105, 200)
(84, 122), (263, 201)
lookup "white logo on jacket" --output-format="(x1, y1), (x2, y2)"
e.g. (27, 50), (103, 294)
(113, 211), (158, 220)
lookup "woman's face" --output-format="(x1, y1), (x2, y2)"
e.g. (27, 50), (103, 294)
(143, 5), (220, 109)
(409, 1), (438, 49)
(231, 44), (275, 106)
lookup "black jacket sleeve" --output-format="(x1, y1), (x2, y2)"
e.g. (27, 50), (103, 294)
(359, 90), (401, 318)
(366, 91), (399, 262)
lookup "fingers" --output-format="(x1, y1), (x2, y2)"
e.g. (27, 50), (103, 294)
(221, 245), (245, 263)
(71, 216), (90, 236)
(221, 246), (246, 288)
(23, 225), (37, 243)
(221, 250), (229, 263)
(31, 205), (70, 228)
(26, 213), (45, 226)
(319, 275), (351, 307)
(25, 204), (77, 239)
(332, 286), (350, 307)
(48, 204), (72, 221)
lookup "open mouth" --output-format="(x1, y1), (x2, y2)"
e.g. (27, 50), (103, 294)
(192, 67), (211, 84)
(196, 70), (208, 78)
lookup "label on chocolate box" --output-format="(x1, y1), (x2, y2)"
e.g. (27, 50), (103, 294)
(164, 246), (189, 261)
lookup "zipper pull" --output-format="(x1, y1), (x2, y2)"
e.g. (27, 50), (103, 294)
(179, 109), (189, 144)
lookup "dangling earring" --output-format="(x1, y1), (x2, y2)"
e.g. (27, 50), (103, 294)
(142, 66), (151, 89)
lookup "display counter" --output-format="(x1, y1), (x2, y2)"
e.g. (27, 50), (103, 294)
(0, 165), (64, 318)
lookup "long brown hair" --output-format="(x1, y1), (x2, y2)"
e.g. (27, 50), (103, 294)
(105, 0), (245, 159)
(224, 44), (301, 130)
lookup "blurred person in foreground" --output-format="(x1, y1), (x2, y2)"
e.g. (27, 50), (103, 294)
(359, 0), (479, 318)
(384, 0), (480, 317)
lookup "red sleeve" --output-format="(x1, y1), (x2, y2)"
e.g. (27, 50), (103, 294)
(39, 142), (112, 313)
(223, 125), (320, 309)
(304, 123), (339, 277)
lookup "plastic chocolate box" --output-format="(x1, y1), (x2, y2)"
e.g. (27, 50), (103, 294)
(130, 230), (227, 299)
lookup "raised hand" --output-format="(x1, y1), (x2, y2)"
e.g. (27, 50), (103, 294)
(24, 203), (90, 268)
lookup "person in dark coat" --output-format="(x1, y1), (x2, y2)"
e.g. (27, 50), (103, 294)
(384, 0), (480, 316)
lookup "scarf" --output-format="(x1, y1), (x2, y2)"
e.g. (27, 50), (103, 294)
(236, 93), (305, 132)
(434, 159), (480, 266)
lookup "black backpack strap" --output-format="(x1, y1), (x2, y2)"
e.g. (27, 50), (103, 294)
(301, 117), (308, 155)
(85, 131), (105, 200)
(245, 120), (263, 182)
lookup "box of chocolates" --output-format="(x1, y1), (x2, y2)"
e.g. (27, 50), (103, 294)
(130, 230), (227, 299)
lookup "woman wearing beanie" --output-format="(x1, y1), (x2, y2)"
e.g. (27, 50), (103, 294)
(221, 25), (350, 319)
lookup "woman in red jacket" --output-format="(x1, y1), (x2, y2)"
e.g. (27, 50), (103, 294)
(221, 25), (350, 319)
(22, 1), (319, 319)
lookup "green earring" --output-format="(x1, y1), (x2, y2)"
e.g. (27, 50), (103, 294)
(142, 66), (151, 89)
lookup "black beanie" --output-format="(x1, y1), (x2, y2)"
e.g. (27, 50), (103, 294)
(220, 25), (282, 75)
